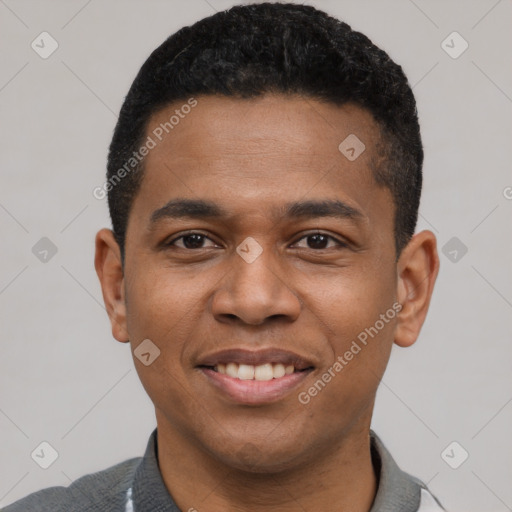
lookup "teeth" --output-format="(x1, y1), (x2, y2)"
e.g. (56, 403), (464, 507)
(254, 363), (273, 381)
(273, 363), (286, 378)
(225, 362), (238, 378)
(238, 364), (255, 380)
(215, 362), (298, 380)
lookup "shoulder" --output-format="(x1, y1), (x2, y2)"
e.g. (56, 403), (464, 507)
(416, 480), (447, 511)
(369, 430), (447, 511)
(407, 473), (447, 511)
(2, 457), (141, 512)
(419, 488), (447, 511)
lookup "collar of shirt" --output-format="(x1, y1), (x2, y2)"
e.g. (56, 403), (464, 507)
(128, 429), (427, 512)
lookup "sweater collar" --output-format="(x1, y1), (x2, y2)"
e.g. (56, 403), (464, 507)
(130, 429), (422, 511)
(368, 430), (421, 511)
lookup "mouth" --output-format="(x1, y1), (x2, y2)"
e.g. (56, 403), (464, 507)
(204, 362), (307, 380)
(197, 349), (315, 404)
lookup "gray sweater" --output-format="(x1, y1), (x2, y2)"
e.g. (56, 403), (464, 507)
(2, 430), (446, 512)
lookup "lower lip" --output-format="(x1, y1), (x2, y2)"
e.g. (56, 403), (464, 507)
(199, 368), (312, 405)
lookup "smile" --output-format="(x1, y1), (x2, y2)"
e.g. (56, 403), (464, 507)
(197, 349), (315, 404)
(214, 362), (297, 380)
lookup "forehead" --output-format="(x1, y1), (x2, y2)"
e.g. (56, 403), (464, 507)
(146, 94), (382, 167)
(129, 94), (392, 232)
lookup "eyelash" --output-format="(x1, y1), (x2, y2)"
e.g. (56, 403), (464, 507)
(164, 231), (348, 250)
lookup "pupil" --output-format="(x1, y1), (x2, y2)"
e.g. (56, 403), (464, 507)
(308, 234), (327, 249)
(183, 234), (204, 249)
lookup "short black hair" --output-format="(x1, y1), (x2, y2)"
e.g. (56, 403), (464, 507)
(106, 2), (423, 261)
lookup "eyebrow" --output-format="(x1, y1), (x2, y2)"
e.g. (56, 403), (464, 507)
(149, 198), (365, 228)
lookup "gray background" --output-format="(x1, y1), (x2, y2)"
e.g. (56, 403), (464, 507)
(0, 0), (511, 510)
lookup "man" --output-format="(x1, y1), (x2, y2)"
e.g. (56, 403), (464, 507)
(4, 2), (444, 511)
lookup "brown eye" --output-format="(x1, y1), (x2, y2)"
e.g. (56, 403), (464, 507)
(306, 234), (329, 249)
(181, 234), (206, 249)
(294, 233), (346, 250)
(168, 233), (218, 249)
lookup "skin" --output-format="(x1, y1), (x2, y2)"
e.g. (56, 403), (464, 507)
(95, 94), (439, 512)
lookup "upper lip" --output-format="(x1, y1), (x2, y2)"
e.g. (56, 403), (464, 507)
(197, 348), (315, 371)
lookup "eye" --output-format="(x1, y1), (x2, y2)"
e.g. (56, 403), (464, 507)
(293, 233), (347, 250)
(166, 232), (218, 249)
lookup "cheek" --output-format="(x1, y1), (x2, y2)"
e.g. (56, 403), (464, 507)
(299, 292), (396, 428)
(308, 262), (396, 334)
(124, 272), (201, 415)
(124, 264), (221, 392)
(125, 262), (208, 341)
(303, 262), (397, 384)
(123, 268), (220, 438)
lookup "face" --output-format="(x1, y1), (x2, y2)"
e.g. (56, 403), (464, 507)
(96, 94), (439, 472)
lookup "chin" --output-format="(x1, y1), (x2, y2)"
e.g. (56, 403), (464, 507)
(208, 436), (312, 475)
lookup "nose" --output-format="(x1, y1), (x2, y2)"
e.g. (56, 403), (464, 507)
(211, 248), (301, 326)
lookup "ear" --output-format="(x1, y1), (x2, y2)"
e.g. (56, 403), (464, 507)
(394, 230), (439, 348)
(94, 228), (129, 343)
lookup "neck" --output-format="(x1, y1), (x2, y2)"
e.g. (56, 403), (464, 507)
(156, 419), (378, 512)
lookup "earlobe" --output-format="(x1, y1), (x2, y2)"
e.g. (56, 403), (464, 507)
(94, 228), (130, 343)
(394, 230), (439, 348)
